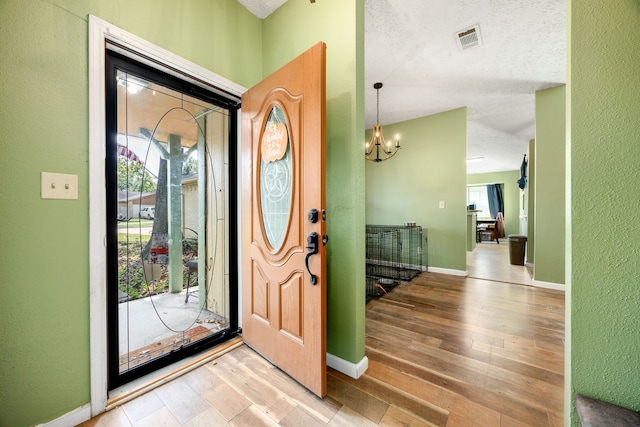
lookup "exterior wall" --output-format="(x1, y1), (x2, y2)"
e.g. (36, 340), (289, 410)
(182, 183), (198, 236)
(567, 0), (640, 425)
(365, 108), (468, 273)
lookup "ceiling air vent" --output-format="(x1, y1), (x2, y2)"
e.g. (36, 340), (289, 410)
(456, 25), (482, 50)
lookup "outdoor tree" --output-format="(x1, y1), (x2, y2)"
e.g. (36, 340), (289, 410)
(117, 157), (157, 193)
(182, 155), (198, 175)
(143, 158), (168, 258)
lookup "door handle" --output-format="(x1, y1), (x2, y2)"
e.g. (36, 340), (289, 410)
(305, 232), (319, 285)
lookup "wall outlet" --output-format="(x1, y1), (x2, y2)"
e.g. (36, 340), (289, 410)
(439, 200), (445, 209)
(41, 172), (78, 200)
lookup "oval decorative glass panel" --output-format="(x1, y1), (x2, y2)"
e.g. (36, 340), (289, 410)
(260, 105), (292, 250)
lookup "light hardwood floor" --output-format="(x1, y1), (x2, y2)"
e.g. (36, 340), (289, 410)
(467, 239), (533, 286)
(80, 246), (564, 426)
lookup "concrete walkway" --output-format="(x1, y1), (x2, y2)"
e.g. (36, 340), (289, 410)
(118, 290), (225, 355)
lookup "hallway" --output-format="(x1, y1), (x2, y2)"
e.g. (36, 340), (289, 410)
(467, 240), (533, 286)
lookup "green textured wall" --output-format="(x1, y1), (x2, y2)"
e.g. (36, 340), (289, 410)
(262, 0), (365, 364)
(534, 86), (566, 285)
(568, 1), (640, 426)
(0, 1), (262, 426)
(95, 0), (262, 88)
(365, 108), (467, 272)
(527, 139), (536, 264)
(467, 170), (521, 238)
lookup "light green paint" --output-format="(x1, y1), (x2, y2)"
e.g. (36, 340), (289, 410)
(466, 214), (477, 251)
(467, 171), (521, 238)
(568, 1), (640, 425)
(94, 0), (263, 88)
(0, 1), (262, 426)
(534, 86), (566, 285)
(263, 0), (366, 364)
(527, 139), (536, 265)
(366, 109), (467, 272)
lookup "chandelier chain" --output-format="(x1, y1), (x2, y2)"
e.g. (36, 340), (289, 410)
(376, 86), (380, 124)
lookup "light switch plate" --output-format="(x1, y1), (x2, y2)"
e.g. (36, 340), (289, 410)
(41, 172), (78, 200)
(439, 200), (445, 209)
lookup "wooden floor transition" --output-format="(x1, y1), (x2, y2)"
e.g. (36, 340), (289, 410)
(80, 251), (564, 426)
(467, 239), (534, 286)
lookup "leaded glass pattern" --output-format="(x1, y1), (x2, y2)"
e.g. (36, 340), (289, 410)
(260, 106), (292, 250)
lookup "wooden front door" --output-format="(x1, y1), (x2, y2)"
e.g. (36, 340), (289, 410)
(241, 42), (327, 397)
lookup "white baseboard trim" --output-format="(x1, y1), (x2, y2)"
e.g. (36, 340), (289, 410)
(327, 352), (368, 379)
(426, 266), (468, 276)
(532, 280), (565, 291)
(38, 403), (91, 427)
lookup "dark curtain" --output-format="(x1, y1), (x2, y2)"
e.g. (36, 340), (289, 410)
(487, 183), (504, 219)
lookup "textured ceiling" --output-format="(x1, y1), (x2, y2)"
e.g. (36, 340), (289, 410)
(237, 0), (288, 19)
(237, 0), (567, 174)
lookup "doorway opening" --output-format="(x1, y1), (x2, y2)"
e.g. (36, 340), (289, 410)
(105, 50), (239, 389)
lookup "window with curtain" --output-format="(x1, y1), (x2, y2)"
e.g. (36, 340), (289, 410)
(486, 183), (504, 219)
(467, 183), (504, 219)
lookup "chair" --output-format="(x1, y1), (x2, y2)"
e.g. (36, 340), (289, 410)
(476, 220), (499, 244)
(184, 259), (198, 303)
(476, 223), (488, 242)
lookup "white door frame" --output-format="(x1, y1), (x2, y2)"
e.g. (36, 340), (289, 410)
(88, 15), (245, 416)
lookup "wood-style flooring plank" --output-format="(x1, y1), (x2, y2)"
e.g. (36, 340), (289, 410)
(438, 339), (563, 388)
(181, 362), (252, 421)
(361, 359), (501, 427)
(364, 272), (564, 426)
(79, 269), (564, 427)
(153, 377), (212, 424)
(278, 406), (327, 427)
(182, 408), (230, 427)
(326, 406), (380, 427)
(379, 405), (438, 427)
(328, 369), (449, 427)
(230, 345), (342, 423)
(78, 407), (133, 427)
(132, 406), (180, 427)
(229, 405), (279, 427)
(121, 390), (165, 424)
(209, 349), (297, 423)
(367, 346), (552, 427)
(327, 371), (390, 424)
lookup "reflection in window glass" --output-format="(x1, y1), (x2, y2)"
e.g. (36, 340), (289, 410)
(114, 69), (230, 374)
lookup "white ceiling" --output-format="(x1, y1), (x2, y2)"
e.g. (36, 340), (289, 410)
(237, 0), (567, 174)
(237, 0), (288, 19)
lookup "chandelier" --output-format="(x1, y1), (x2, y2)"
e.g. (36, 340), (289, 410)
(365, 82), (401, 162)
